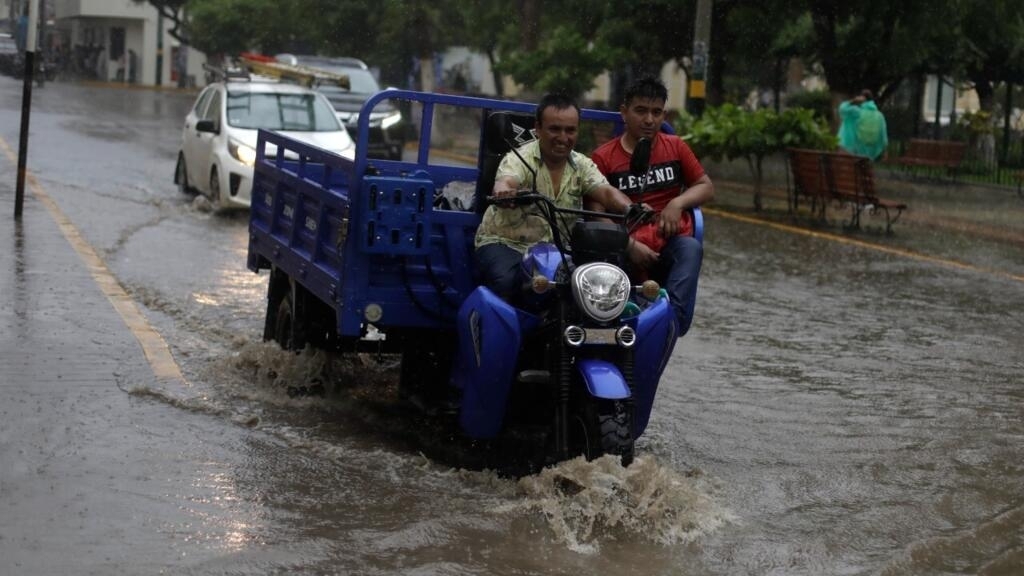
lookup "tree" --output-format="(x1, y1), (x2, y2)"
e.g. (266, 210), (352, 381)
(955, 0), (1024, 111)
(136, 1), (190, 44)
(451, 0), (510, 95)
(495, 23), (630, 98)
(805, 0), (947, 103)
(685, 105), (835, 210)
(186, 0), (308, 56)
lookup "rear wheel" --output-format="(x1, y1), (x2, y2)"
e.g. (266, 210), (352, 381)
(571, 400), (635, 466)
(265, 270), (303, 351)
(272, 289), (296, 350)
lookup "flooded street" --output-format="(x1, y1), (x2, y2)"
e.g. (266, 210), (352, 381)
(1, 77), (1022, 575)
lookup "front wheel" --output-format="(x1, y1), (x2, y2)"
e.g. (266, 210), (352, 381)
(399, 333), (455, 410)
(571, 400), (635, 467)
(208, 166), (222, 208)
(175, 153), (193, 195)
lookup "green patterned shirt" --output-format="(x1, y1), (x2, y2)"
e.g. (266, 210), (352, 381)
(475, 140), (610, 253)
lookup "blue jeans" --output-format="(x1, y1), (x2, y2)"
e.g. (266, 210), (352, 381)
(647, 235), (703, 336)
(475, 243), (526, 303)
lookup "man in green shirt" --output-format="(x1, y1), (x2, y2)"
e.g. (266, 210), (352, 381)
(475, 93), (635, 302)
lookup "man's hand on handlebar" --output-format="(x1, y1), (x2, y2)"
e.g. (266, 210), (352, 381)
(490, 177), (529, 208)
(487, 188), (542, 208)
(492, 186), (517, 200)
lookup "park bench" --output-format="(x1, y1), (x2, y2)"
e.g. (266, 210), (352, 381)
(895, 138), (966, 180)
(787, 148), (830, 220)
(826, 152), (907, 233)
(787, 148), (907, 234)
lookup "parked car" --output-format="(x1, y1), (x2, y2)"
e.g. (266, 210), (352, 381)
(277, 54), (406, 160)
(174, 78), (355, 210)
(0, 34), (19, 76)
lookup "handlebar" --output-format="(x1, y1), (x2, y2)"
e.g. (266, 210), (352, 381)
(485, 191), (653, 228)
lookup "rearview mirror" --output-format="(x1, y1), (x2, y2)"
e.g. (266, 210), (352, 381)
(630, 137), (651, 175)
(195, 119), (217, 134)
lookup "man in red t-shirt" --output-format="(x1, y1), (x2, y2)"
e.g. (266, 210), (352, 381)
(589, 76), (714, 335)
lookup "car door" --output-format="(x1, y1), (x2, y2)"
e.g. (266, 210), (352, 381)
(190, 88), (223, 194)
(182, 86), (215, 187)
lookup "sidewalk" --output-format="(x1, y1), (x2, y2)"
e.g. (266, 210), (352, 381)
(0, 181), (190, 573)
(0, 187), (156, 389)
(705, 163), (1024, 280)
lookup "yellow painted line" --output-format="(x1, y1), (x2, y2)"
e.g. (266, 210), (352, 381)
(703, 206), (1024, 284)
(1, 137), (189, 385)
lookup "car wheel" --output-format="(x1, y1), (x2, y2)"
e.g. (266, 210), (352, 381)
(175, 153), (192, 195)
(208, 166), (222, 207)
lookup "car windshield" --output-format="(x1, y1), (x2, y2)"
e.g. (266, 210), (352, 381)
(225, 91), (341, 132)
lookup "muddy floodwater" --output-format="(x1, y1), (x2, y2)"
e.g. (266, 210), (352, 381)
(1, 77), (1022, 575)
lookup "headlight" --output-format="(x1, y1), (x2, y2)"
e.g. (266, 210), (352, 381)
(571, 263), (630, 323)
(368, 110), (402, 130)
(229, 139), (256, 166)
(380, 111), (402, 130)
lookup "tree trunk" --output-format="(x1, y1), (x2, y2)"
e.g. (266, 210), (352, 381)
(418, 56), (435, 93)
(517, 0), (539, 51)
(971, 76), (995, 112)
(749, 155), (764, 211)
(707, 0), (732, 106)
(486, 49), (503, 97)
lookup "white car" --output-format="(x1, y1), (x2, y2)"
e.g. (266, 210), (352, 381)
(174, 80), (355, 210)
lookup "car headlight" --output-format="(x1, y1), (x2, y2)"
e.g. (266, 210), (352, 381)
(367, 110), (402, 130)
(571, 263), (630, 323)
(380, 111), (402, 130)
(229, 139), (256, 166)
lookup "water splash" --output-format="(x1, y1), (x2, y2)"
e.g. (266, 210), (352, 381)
(500, 455), (734, 554)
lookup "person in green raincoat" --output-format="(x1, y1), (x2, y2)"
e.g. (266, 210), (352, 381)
(838, 89), (888, 161)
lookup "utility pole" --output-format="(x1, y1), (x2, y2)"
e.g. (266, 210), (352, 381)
(155, 8), (163, 85)
(687, 0), (712, 116)
(14, 0), (39, 219)
(37, 0), (46, 86)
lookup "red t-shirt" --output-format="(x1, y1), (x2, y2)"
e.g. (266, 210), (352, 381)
(591, 132), (705, 251)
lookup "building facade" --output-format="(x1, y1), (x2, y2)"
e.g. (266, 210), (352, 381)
(51, 0), (205, 86)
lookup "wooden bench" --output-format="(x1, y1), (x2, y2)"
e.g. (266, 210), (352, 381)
(787, 148), (830, 220)
(895, 139), (966, 179)
(825, 152), (907, 233)
(787, 148), (907, 233)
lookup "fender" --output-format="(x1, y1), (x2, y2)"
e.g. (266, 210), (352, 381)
(521, 242), (563, 280)
(576, 358), (630, 400)
(631, 296), (678, 436)
(454, 286), (539, 438)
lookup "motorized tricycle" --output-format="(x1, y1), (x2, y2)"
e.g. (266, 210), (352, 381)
(247, 90), (703, 472)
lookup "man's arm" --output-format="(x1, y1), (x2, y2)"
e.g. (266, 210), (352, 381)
(587, 183), (633, 215)
(658, 174), (714, 236)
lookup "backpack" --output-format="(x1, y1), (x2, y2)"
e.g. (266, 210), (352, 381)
(857, 108), (884, 146)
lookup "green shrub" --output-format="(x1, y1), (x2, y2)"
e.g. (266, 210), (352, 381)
(685, 104), (836, 210)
